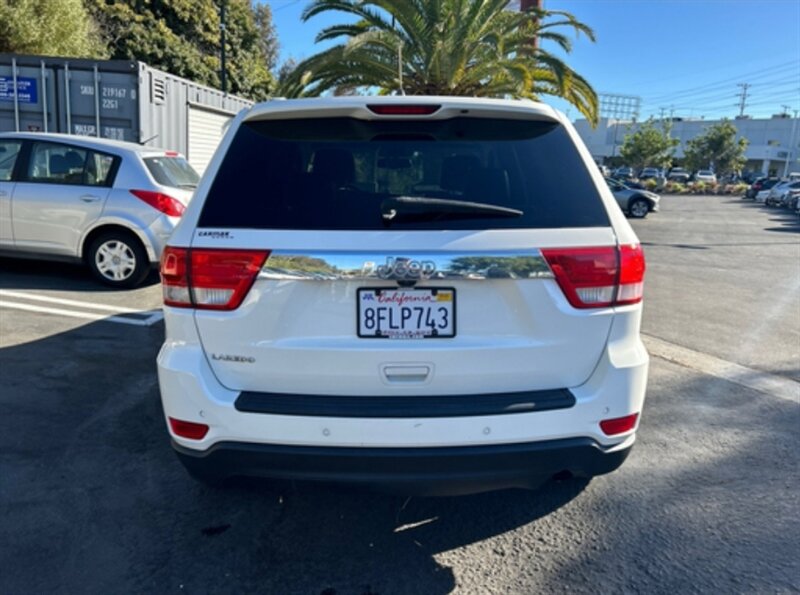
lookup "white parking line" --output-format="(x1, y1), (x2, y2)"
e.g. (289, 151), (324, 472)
(0, 289), (144, 313)
(0, 289), (163, 327)
(644, 334), (800, 403)
(0, 300), (161, 326)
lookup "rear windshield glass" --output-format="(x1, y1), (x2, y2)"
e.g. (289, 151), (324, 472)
(144, 156), (200, 189)
(198, 117), (609, 230)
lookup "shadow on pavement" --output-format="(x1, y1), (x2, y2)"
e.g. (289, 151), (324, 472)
(0, 257), (160, 292)
(0, 318), (588, 595)
(549, 361), (800, 593)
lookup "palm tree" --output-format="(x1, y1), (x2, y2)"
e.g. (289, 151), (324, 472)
(278, 0), (598, 123)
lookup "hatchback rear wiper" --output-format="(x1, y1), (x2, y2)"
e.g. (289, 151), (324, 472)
(381, 196), (523, 223)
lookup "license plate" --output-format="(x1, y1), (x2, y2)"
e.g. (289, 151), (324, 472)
(357, 288), (455, 339)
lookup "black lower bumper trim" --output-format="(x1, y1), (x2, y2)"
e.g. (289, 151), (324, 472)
(234, 388), (576, 418)
(173, 438), (631, 496)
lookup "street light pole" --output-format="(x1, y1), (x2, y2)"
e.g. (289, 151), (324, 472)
(220, 0), (227, 94)
(783, 110), (799, 178)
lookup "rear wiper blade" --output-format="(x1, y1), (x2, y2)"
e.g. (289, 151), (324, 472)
(381, 196), (523, 222)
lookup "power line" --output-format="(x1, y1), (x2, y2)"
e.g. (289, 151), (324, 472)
(648, 60), (797, 95)
(751, 75), (800, 87)
(641, 60), (799, 102)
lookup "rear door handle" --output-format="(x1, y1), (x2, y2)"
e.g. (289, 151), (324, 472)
(381, 363), (433, 384)
(79, 194), (101, 202)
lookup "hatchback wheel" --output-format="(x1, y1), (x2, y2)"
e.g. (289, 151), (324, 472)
(629, 198), (649, 218)
(87, 231), (149, 288)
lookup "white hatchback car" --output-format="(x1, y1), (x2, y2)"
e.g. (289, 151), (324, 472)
(157, 97), (649, 495)
(0, 132), (197, 287)
(693, 170), (717, 184)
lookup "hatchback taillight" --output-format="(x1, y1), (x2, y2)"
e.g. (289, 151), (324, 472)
(130, 189), (185, 217)
(542, 244), (645, 309)
(160, 247), (269, 310)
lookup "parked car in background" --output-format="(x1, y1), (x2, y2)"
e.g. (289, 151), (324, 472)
(621, 179), (647, 190)
(598, 164), (610, 177)
(745, 177), (779, 199)
(741, 171), (759, 184)
(756, 179), (789, 203)
(693, 170), (717, 184)
(0, 132), (197, 287)
(614, 166), (636, 180)
(766, 180), (800, 206)
(667, 167), (690, 183)
(605, 177), (660, 218)
(158, 97), (649, 494)
(780, 185), (800, 210)
(638, 167), (661, 180)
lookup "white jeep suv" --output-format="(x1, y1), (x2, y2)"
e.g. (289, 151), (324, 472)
(157, 97), (649, 495)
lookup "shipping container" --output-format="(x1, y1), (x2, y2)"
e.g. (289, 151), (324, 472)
(0, 54), (253, 174)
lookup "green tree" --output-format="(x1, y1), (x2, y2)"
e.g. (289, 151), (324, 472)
(90, 0), (276, 100)
(683, 119), (748, 175)
(253, 2), (279, 71)
(277, 0), (599, 123)
(619, 119), (680, 170)
(0, 0), (106, 57)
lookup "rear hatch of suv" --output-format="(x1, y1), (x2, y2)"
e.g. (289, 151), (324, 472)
(166, 101), (641, 397)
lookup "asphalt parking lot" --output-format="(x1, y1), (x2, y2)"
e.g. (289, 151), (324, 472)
(1, 195), (798, 594)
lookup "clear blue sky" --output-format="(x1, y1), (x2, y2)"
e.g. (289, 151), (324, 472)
(263, 0), (800, 121)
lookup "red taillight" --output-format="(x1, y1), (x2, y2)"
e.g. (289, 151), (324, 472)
(367, 104), (441, 115)
(190, 249), (269, 310)
(160, 247), (191, 307)
(616, 244), (646, 305)
(541, 244), (645, 309)
(600, 413), (639, 436)
(160, 247), (269, 310)
(168, 417), (209, 440)
(130, 189), (185, 217)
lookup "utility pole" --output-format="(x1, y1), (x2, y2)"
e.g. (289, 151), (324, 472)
(659, 107), (666, 121)
(736, 83), (750, 117)
(781, 105), (791, 116)
(219, 0), (227, 94)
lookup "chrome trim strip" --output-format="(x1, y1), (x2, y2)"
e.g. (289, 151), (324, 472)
(259, 250), (554, 281)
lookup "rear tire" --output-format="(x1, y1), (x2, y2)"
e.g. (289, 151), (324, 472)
(629, 198), (649, 219)
(87, 230), (150, 288)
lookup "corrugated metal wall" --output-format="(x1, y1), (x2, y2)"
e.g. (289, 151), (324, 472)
(137, 62), (252, 170)
(187, 105), (233, 174)
(0, 54), (253, 171)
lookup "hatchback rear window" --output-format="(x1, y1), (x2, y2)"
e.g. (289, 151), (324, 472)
(144, 156), (200, 189)
(199, 117), (609, 230)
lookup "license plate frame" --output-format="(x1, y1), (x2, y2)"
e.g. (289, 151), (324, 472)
(356, 287), (456, 339)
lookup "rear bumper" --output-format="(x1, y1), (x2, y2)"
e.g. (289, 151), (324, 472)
(172, 436), (633, 496)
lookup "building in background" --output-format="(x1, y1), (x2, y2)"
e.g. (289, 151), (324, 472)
(1, 54), (253, 175)
(574, 114), (800, 176)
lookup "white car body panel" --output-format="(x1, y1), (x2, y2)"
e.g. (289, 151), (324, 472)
(159, 306), (647, 450)
(157, 97), (650, 490)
